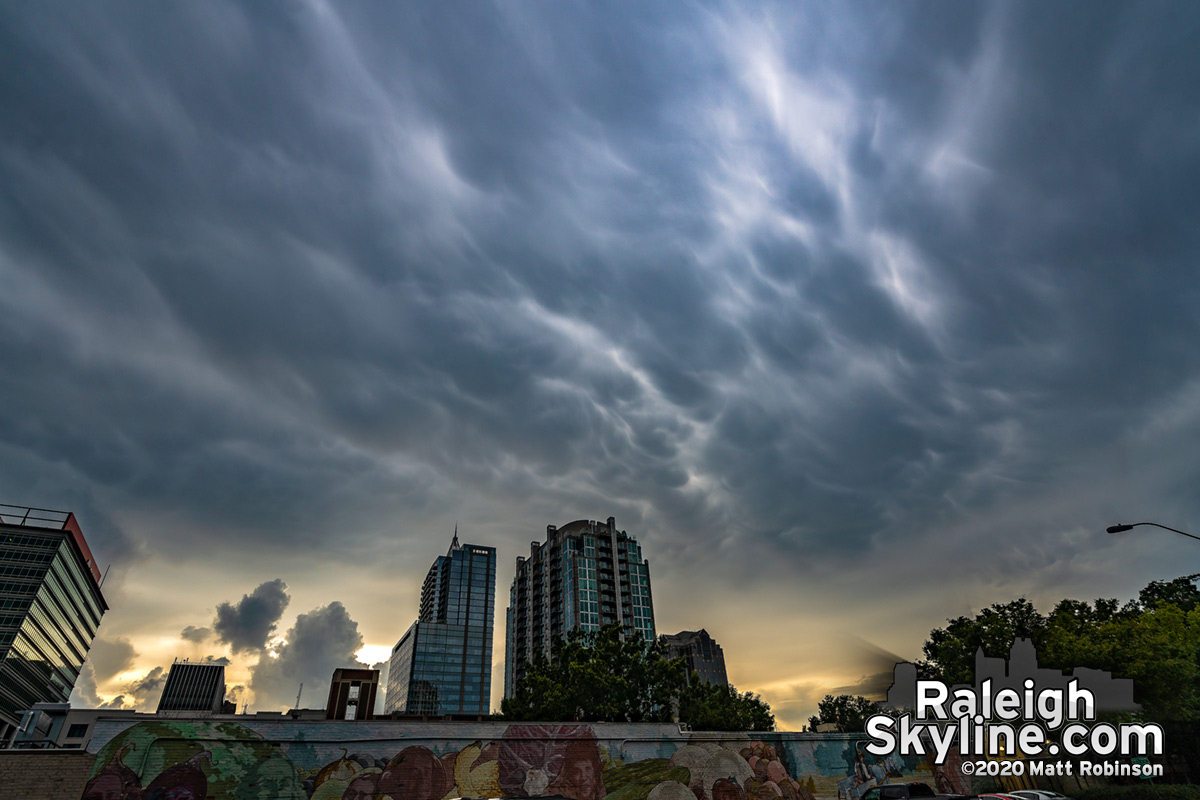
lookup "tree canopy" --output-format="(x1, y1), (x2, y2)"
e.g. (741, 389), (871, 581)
(917, 574), (1200, 717)
(917, 574), (1200, 779)
(501, 624), (774, 730)
(806, 694), (879, 733)
(679, 678), (774, 732)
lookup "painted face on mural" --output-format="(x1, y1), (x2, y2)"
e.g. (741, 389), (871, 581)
(81, 774), (127, 800)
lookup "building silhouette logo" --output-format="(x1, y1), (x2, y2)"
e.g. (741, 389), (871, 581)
(884, 637), (1140, 715)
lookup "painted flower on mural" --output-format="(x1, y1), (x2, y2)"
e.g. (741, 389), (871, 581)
(498, 724), (605, 799)
(454, 740), (502, 798)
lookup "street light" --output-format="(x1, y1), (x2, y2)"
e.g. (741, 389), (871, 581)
(1106, 522), (1200, 542)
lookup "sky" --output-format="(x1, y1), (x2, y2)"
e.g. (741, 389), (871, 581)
(2, 1), (1199, 731)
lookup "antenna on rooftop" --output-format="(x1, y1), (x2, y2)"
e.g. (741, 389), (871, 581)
(99, 564), (111, 588)
(295, 682), (303, 709)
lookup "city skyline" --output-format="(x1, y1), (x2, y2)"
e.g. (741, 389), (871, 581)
(3, 2), (1200, 731)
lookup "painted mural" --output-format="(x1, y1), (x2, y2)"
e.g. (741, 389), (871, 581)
(79, 720), (969, 800)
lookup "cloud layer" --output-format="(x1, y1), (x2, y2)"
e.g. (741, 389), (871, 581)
(7, 2), (1200, 727)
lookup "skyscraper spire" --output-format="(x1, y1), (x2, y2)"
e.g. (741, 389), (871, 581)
(449, 523), (460, 554)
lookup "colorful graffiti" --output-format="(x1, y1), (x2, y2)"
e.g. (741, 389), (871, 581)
(79, 720), (965, 800)
(83, 720), (304, 799)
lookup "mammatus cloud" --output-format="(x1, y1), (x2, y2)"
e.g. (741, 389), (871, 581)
(249, 601), (367, 711)
(213, 579), (291, 654)
(6, 1), (1200, 726)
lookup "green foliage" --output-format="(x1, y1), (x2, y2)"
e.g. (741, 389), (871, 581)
(602, 759), (691, 800)
(502, 625), (774, 730)
(501, 625), (687, 723)
(919, 598), (1046, 684)
(1139, 573), (1200, 613)
(917, 574), (1200, 779)
(679, 675), (775, 731)
(806, 694), (878, 732)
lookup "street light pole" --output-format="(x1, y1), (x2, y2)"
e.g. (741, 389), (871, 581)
(1106, 522), (1200, 542)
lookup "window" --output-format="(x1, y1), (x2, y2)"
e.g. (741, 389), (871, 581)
(66, 724), (88, 739)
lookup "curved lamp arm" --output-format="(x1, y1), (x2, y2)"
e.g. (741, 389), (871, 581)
(1107, 522), (1200, 542)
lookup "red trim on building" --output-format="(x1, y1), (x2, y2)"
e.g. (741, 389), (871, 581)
(62, 512), (103, 585)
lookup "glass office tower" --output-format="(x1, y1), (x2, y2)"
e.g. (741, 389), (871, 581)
(0, 504), (107, 738)
(504, 516), (655, 697)
(386, 532), (495, 717)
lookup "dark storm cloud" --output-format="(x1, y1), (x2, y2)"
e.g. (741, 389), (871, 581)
(213, 579), (291, 654)
(249, 601), (366, 711)
(1, 0), (1199, 601)
(180, 625), (212, 644)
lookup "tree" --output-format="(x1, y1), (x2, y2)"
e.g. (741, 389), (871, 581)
(501, 625), (687, 723)
(806, 694), (878, 732)
(918, 598), (1046, 684)
(502, 625), (775, 730)
(916, 575), (1200, 779)
(1138, 573), (1200, 613)
(680, 677), (774, 732)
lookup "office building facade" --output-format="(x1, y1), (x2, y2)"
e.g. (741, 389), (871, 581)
(157, 660), (226, 713)
(661, 629), (728, 686)
(0, 504), (107, 737)
(504, 516), (655, 697)
(386, 532), (495, 717)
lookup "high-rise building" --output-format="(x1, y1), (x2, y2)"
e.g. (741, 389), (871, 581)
(386, 531), (495, 717)
(0, 504), (107, 737)
(661, 629), (728, 686)
(157, 660), (226, 714)
(326, 667), (379, 720)
(504, 516), (655, 697)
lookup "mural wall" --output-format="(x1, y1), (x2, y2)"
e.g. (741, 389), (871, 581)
(79, 719), (969, 800)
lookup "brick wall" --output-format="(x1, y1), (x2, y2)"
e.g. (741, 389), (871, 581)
(0, 751), (95, 800)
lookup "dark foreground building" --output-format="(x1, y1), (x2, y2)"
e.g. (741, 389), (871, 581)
(661, 629), (728, 686)
(326, 667), (379, 720)
(505, 516), (656, 696)
(0, 504), (107, 739)
(386, 532), (495, 717)
(156, 660), (226, 713)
